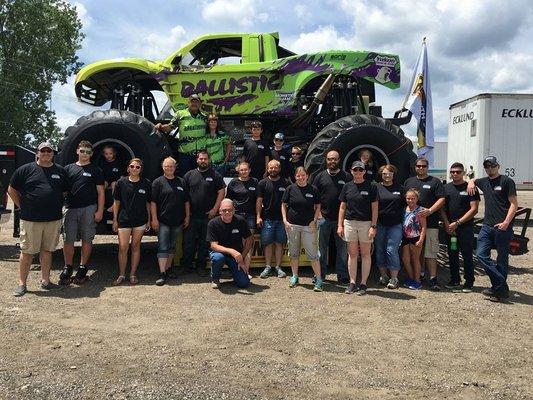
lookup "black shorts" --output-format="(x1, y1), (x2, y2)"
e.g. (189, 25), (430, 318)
(402, 236), (420, 246)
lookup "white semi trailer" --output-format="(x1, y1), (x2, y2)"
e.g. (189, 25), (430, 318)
(447, 93), (533, 189)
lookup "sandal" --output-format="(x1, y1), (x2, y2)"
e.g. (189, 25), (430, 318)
(113, 275), (125, 286)
(129, 275), (139, 285)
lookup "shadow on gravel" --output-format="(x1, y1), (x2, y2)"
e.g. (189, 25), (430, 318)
(486, 290), (533, 306)
(218, 281), (270, 295)
(0, 243), (20, 261)
(367, 290), (417, 300)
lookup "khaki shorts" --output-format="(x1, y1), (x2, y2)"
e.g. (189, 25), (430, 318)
(19, 219), (62, 254)
(424, 228), (440, 258)
(343, 219), (373, 243)
(286, 224), (319, 260)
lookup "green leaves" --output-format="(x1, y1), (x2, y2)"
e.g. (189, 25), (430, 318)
(0, 0), (84, 146)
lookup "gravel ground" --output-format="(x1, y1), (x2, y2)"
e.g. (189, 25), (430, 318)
(0, 193), (532, 400)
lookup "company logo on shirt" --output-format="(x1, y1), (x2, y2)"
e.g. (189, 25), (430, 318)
(177, 186), (184, 191)
(51, 174), (60, 179)
(82, 172), (92, 177)
(393, 191), (401, 195)
(279, 187), (285, 192)
(338, 180), (346, 185)
(258, 145), (264, 149)
(138, 189), (146, 194)
(494, 186), (502, 191)
(305, 193), (314, 198)
(231, 229), (240, 234)
(280, 155), (286, 160)
(249, 187), (256, 191)
(422, 184), (431, 189)
(367, 170), (373, 175)
(112, 168), (119, 172)
(361, 191), (369, 195)
(459, 191), (468, 196)
(205, 177), (213, 182)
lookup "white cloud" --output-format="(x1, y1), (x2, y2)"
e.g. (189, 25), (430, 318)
(74, 2), (92, 29)
(126, 25), (188, 60)
(201, 0), (267, 27)
(290, 25), (359, 53)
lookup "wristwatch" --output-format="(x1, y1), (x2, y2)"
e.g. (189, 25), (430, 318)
(370, 224), (377, 229)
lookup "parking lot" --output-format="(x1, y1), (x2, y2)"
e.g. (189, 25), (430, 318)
(0, 193), (532, 400)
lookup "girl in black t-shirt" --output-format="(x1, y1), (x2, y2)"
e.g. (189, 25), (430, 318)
(112, 158), (151, 286)
(281, 167), (322, 291)
(359, 149), (377, 182)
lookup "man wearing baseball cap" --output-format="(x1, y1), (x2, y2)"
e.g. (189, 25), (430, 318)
(270, 132), (291, 179)
(155, 94), (207, 176)
(467, 156), (518, 302)
(8, 142), (70, 296)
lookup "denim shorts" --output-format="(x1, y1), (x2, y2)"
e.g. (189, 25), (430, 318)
(260, 219), (287, 246)
(236, 212), (256, 232)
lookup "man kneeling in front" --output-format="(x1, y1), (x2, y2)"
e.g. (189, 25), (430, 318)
(207, 198), (253, 289)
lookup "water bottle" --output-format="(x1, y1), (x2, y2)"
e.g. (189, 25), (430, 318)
(450, 233), (458, 251)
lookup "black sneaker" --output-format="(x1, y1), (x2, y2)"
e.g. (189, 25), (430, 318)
(336, 277), (349, 288)
(482, 288), (495, 297)
(356, 284), (368, 296)
(58, 265), (73, 285)
(345, 283), (358, 294)
(445, 280), (461, 290)
(72, 265), (89, 284)
(166, 267), (177, 279)
(462, 284), (474, 293)
(41, 281), (61, 290)
(155, 272), (167, 286)
(488, 292), (509, 302)
(429, 277), (441, 291)
(13, 284), (27, 297)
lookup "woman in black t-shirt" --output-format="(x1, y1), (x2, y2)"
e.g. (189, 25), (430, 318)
(375, 164), (405, 289)
(226, 161), (258, 271)
(112, 158), (151, 286)
(281, 166), (322, 291)
(359, 149), (377, 182)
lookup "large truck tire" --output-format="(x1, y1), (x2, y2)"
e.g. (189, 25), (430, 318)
(57, 109), (172, 181)
(305, 114), (417, 184)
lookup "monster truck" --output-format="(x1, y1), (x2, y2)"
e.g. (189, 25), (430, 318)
(61, 32), (417, 183)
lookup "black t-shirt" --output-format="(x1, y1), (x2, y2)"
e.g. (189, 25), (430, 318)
(64, 163), (105, 209)
(98, 159), (123, 185)
(475, 175), (517, 226)
(183, 168), (225, 218)
(10, 162), (69, 222)
(311, 169), (351, 220)
(257, 177), (290, 220)
(206, 214), (252, 253)
(113, 177), (152, 228)
(364, 163), (378, 182)
(226, 177), (258, 216)
(282, 183), (320, 226)
(339, 180), (378, 221)
(377, 183), (405, 226)
(404, 175), (444, 228)
(270, 146), (291, 178)
(151, 175), (189, 226)
(289, 159), (304, 182)
(242, 138), (268, 180)
(443, 182), (480, 226)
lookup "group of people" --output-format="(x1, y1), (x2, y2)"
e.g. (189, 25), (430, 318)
(7, 93), (518, 302)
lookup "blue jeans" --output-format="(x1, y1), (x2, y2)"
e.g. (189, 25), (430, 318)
(210, 251), (250, 288)
(178, 153), (197, 177)
(446, 224), (474, 285)
(260, 219), (287, 246)
(374, 223), (403, 270)
(476, 224), (513, 295)
(181, 217), (209, 269)
(318, 218), (348, 280)
(157, 223), (182, 259)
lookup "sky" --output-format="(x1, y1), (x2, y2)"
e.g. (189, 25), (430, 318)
(52, 0), (533, 141)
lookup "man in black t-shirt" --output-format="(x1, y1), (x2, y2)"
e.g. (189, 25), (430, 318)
(182, 150), (226, 275)
(241, 120), (269, 180)
(256, 159), (289, 279)
(404, 156), (445, 290)
(8, 142), (69, 296)
(468, 156), (518, 301)
(440, 162), (480, 292)
(270, 132), (292, 179)
(311, 150), (351, 283)
(60, 141), (105, 285)
(207, 199), (253, 289)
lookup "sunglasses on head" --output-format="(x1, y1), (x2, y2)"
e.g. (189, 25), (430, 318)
(39, 148), (53, 153)
(129, 165), (141, 170)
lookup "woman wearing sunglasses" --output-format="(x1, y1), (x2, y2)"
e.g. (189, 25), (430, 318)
(112, 158), (151, 285)
(375, 164), (405, 289)
(288, 146), (304, 183)
(338, 161), (378, 295)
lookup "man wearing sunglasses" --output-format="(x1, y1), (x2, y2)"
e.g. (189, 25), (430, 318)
(270, 132), (291, 179)
(440, 162), (479, 292)
(404, 156), (445, 290)
(467, 156), (518, 302)
(8, 142), (70, 296)
(60, 141), (105, 285)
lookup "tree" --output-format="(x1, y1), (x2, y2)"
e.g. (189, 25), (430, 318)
(0, 0), (83, 147)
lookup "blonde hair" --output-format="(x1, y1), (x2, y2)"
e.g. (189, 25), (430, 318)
(128, 158), (144, 175)
(405, 188), (420, 200)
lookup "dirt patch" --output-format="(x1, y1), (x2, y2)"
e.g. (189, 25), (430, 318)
(0, 196), (532, 400)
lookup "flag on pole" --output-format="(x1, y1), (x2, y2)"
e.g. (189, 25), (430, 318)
(401, 38), (434, 165)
